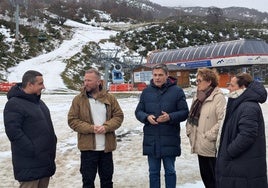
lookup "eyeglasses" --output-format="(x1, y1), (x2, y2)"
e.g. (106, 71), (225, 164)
(196, 79), (203, 84)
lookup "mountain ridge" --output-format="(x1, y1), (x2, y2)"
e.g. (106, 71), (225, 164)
(1, 0), (268, 88)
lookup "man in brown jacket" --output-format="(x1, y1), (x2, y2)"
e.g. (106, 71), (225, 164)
(68, 68), (124, 188)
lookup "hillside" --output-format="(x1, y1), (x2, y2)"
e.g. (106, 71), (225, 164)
(0, 0), (268, 90)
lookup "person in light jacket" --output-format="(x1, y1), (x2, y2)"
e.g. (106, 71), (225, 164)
(216, 72), (267, 188)
(68, 68), (124, 188)
(186, 68), (226, 188)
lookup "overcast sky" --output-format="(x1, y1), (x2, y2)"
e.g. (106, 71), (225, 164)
(150, 0), (268, 13)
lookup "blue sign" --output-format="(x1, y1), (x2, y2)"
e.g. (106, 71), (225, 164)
(112, 70), (124, 84)
(177, 60), (212, 68)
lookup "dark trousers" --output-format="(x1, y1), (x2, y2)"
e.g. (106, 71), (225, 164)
(198, 155), (216, 188)
(80, 150), (114, 188)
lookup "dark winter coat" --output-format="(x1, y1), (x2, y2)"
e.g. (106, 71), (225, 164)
(3, 83), (57, 182)
(135, 77), (189, 157)
(216, 81), (268, 188)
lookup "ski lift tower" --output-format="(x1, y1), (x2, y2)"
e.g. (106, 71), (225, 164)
(96, 48), (120, 90)
(122, 55), (144, 84)
(9, 0), (28, 41)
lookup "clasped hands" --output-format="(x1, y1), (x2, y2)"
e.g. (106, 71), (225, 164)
(147, 111), (170, 125)
(94, 125), (106, 134)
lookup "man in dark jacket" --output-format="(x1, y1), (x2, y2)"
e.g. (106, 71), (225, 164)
(216, 72), (268, 188)
(3, 70), (57, 188)
(135, 64), (189, 188)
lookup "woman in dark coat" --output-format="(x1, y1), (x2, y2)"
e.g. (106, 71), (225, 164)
(216, 72), (268, 188)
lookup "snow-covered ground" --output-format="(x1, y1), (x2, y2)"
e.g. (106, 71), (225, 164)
(6, 19), (118, 91)
(0, 18), (267, 188)
(0, 94), (205, 188)
(0, 92), (267, 188)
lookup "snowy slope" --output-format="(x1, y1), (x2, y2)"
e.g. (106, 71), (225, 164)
(6, 20), (117, 91)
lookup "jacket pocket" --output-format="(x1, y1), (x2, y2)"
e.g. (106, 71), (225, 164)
(199, 134), (215, 155)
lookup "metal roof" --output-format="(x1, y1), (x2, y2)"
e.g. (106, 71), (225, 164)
(148, 39), (268, 64)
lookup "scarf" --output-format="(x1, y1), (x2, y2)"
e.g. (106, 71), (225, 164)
(188, 86), (215, 126)
(227, 88), (246, 99)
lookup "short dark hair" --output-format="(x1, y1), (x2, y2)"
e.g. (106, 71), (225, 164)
(22, 70), (43, 88)
(152, 63), (168, 75)
(235, 72), (253, 88)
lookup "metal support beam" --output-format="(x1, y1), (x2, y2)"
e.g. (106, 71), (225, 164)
(104, 61), (110, 90)
(15, 3), (19, 41)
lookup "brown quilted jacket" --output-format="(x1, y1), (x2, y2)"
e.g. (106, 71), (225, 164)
(68, 88), (124, 152)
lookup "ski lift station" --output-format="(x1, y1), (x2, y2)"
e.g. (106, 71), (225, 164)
(134, 39), (268, 87)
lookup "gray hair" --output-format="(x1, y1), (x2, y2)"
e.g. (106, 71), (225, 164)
(85, 68), (101, 80)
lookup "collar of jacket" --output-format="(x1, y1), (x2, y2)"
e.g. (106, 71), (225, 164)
(81, 88), (110, 104)
(194, 87), (222, 102)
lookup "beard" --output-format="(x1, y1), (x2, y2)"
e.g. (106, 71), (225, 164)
(85, 85), (98, 94)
